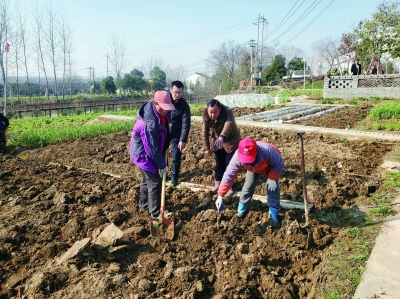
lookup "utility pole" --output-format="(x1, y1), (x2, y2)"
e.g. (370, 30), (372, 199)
(303, 59), (306, 90)
(87, 67), (93, 94)
(105, 54), (109, 77)
(259, 16), (268, 86)
(3, 5), (8, 116)
(248, 39), (256, 86)
(254, 15), (260, 86)
(92, 68), (95, 94)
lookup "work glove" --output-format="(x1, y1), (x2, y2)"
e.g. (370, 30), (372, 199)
(214, 138), (224, 150)
(215, 196), (223, 212)
(267, 179), (277, 192)
(159, 167), (167, 178)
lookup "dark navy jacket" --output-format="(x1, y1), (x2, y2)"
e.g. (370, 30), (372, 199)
(169, 96), (191, 143)
(0, 113), (9, 130)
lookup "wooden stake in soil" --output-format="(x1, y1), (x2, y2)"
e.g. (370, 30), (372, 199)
(297, 132), (313, 249)
(150, 152), (174, 240)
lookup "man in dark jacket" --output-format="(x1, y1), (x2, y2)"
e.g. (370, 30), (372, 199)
(128, 91), (175, 219)
(0, 112), (9, 155)
(169, 80), (191, 186)
(351, 60), (362, 75)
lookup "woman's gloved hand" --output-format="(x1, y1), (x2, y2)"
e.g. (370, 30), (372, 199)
(267, 179), (277, 191)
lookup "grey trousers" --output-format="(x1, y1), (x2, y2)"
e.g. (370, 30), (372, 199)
(139, 168), (161, 217)
(239, 171), (281, 210)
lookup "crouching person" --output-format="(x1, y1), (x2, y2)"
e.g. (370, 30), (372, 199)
(128, 91), (175, 220)
(216, 137), (284, 227)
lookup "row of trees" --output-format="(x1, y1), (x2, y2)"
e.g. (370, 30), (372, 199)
(95, 66), (167, 96)
(206, 39), (309, 91)
(0, 1), (75, 101)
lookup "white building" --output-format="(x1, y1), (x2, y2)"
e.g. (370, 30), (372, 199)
(291, 70), (312, 79)
(186, 72), (210, 88)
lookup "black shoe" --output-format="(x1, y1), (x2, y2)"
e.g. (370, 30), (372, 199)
(170, 178), (178, 186)
(268, 219), (280, 229)
(236, 210), (249, 218)
(139, 206), (148, 212)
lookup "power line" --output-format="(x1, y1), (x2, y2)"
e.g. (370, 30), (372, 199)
(267, 0), (323, 44)
(126, 19), (257, 56)
(267, 0), (304, 38)
(278, 0), (336, 49)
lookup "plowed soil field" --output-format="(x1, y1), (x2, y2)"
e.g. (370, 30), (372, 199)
(0, 105), (396, 299)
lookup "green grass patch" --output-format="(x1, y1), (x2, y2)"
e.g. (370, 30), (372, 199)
(269, 89), (323, 97)
(385, 172), (400, 188)
(316, 227), (377, 297)
(304, 80), (324, 89)
(370, 205), (396, 217)
(190, 104), (206, 116)
(7, 110), (137, 148)
(347, 227), (361, 237)
(367, 102), (400, 120)
(315, 205), (380, 298)
(324, 291), (340, 299)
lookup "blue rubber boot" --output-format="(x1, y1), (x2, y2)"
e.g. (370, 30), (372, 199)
(269, 207), (280, 228)
(236, 202), (249, 218)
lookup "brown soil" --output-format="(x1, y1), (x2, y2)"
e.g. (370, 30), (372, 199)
(296, 105), (372, 129)
(0, 107), (397, 299)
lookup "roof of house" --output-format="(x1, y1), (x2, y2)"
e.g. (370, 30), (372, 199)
(187, 72), (210, 78)
(292, 70), (311, 76)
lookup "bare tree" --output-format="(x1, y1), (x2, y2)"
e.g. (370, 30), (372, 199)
(338, 33), (356, 73)
(207, 40), (245, 91)
(10, 28), (22, 100)
(0, 1), (10, 87)
(278, 45), (305, 66)
(109, 33), (128, 97)
(15, 1), (31, 101)
(313, 36), (343, 75)
(59, 10), (72, 100)
(141, 55), (164, 79)
(32, 2), (49, 99)
(44, 3), (59, 101)
(67, 36), (73, 98)
(165, 64), (189, 84)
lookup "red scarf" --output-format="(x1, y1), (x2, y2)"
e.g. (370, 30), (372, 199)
(159, 114), (166, 127)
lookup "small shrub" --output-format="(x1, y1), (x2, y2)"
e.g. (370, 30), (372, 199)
(385, 172), (400, 188)
(370, 205), (395, 216)
(349, 99), (358, 105)
(369, 96), (380, 101)
(347, 227), (361, 237)
(324, 292), (340, 299)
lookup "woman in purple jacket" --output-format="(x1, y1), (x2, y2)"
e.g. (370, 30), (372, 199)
(129, 91), (175, 219)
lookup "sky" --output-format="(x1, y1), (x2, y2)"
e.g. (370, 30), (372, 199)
(22, 0), (383, 80)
